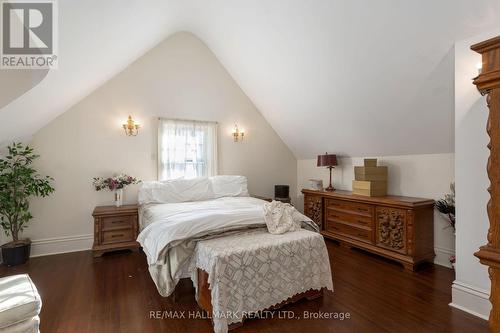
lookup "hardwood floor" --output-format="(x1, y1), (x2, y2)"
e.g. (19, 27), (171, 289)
(0, 239), (488, 333)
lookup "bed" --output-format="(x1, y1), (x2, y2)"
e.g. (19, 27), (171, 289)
(137, 176), (333, 333)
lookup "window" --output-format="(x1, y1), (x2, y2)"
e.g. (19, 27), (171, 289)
(158, 118), (218, 180)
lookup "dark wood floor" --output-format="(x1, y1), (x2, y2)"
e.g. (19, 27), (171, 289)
(0, 239), (488, 333)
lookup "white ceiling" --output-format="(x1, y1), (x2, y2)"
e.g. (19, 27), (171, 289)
(1, 0), (500, 158)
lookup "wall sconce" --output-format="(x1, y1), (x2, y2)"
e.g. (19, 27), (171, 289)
(123, 115), (140, 136)
(232, 124), (245, 142)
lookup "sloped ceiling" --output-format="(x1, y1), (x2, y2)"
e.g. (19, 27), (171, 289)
(1, 0), (500, 158)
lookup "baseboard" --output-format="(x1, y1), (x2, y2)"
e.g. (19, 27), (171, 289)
(4, 232), (456, 266)
(30, 234), (93, 257)
(434, 246), (455, 268)
(10, 236), (456, 265)
(450, 280), (491, 320)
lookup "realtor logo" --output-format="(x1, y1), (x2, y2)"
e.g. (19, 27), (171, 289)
(1, 0), (57, 69)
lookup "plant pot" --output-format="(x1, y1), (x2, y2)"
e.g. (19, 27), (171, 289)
(1, 240), (31, 266)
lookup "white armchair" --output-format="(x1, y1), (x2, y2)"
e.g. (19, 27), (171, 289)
(0, 274), (41, 333)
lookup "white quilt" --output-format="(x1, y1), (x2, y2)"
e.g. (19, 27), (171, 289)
(137, 197), (318, 296)
(191, 228), (333, 333)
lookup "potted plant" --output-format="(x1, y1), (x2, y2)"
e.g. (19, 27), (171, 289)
(0, 143), (54, 266)
(436, 182), (455, 230)
(436, 182), (455, 267)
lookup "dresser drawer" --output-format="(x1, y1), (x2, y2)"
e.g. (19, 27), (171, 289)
(102, 229), (134, 244)
(325, 220), (372, 243)
(326, 208), (372, 228)
(101, 215), (133, 231)
(325, 199), (373, 216)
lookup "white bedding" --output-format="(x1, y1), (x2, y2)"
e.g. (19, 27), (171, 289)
(137, 196), (317, 296)
(191, 228), (333, 333)
(138, 197), (272, 265)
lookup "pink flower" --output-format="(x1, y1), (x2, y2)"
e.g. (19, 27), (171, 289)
(93, 174), (140, 192)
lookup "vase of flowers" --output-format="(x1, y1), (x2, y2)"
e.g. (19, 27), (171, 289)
(93, 174), (139, 207)
(436, 182), (455, 267)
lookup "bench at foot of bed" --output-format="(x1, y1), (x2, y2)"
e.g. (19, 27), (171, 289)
(196, 268), (324, 331)
(189, 228), (333, 333)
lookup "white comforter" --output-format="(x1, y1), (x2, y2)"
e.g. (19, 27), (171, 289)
(138, 197), (274, 265)
(137, 196), (316, 296)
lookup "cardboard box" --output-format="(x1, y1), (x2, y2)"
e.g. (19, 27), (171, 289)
(354, 166), (388, 181)
(364, 158), (378, 167)
(352, 180), (387, 196)
(353, 188), (387, 196)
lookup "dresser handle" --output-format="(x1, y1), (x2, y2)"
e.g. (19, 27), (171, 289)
(331, 215), (339, 218)
(111, 234), (124, 238)
(357, 220), (366, 224)
(357, 233), (365, 237)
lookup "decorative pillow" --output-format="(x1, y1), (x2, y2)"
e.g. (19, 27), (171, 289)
(138, 178), (214, 204)
(210, 175), (249, 198)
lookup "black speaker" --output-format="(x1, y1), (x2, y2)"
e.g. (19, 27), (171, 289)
(274, 185), (289, 199)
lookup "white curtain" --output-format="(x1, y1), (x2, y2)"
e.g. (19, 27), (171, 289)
(158, 118), (218, 180)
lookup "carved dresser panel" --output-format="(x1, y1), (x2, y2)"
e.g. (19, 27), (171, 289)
(302, 189), (434, 271)
(304, 193), (323, 229)
(376, 207), (407, 254)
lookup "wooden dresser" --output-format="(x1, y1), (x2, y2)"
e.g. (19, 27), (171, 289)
(92, 204), (140, 257)
(302, 189), (435, 271)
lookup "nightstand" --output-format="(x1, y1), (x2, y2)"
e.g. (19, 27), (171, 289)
(92, 204), (140, 257)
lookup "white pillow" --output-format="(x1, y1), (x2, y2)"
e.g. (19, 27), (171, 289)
(210, 175), (249, 198)
(138, 178), (214, 204)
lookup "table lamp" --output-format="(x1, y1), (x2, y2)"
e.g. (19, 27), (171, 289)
(317, 153), (338, 191)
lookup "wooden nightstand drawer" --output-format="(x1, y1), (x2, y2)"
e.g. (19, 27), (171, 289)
(101, 215), (133, 231)
(102, 229), (134, 244)
(326, 199), (373, 216)
(325, 220), (372, 243)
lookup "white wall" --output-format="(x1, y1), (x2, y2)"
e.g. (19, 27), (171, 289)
(451, 29), (500, 319)
(20, 32), (296, 256)
(0, 70), (48, 109)
(173, 1), (500, 159)
(297, 154), (455, 267)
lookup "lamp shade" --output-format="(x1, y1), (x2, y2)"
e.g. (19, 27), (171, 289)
(317, 153), (338, 167)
